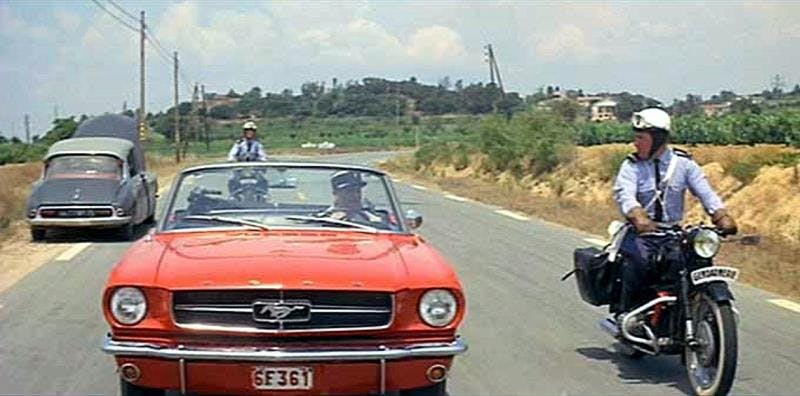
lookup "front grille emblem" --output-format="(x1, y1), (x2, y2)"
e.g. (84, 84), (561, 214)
(252, 300), (311, 323)
(72, 188), (81, 201)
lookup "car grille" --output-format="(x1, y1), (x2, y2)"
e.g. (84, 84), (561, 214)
(172, 290), (393, 332)
(39, 206), (113, 218)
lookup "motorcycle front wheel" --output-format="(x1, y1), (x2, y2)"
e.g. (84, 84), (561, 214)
(685, 294), (738, 396)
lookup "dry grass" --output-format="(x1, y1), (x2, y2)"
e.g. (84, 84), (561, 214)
(0, 163), (43, 231)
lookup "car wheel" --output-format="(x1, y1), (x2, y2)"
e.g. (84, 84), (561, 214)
(402, 381), (446, 396)
(30, 227), (46, 241)
(118, 223), (135, 241)
(120, 379), (164, 396)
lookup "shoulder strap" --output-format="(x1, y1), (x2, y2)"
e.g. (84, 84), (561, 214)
(662, 155), (679, 187)
(673, 148), (692, 159)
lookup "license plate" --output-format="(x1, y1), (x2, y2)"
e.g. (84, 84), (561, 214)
(251, 366), (313, 390)
(690, 266), (739, 285)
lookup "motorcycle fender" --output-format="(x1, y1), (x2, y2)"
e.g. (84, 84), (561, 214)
(704, 281), (735, 302)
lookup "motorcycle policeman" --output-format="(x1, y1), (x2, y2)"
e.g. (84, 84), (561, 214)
(227, 121), (268, 197)
(227, 121), (267, 162)
(612, 107), (737, 314)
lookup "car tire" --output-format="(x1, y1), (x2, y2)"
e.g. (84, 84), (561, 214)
(402, 381), (446, 396)
(30, 227), (46, 241)
(118, 223), (135, 241)
(120, 379), (164, 396)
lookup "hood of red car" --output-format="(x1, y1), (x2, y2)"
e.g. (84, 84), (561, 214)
(155, 231), (412, 291)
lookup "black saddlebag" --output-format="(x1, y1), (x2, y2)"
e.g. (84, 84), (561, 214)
(572, 247), (615, 306)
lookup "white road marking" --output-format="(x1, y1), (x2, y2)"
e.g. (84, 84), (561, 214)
(768, 299), (800, 314)
(411, 184), (428, 191)
(55, 243), (91, 262)
(444, 194), (469, 202)
(495, 209), (529, 221)
(584, 238), (608, 246)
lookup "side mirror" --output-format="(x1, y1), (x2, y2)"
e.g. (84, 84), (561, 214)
(404, 209), (423, 230)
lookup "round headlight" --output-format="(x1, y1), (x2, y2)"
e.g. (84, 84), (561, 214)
(110, 287), (147, 325)
(693, 229), (721, 259)
(419, 289), (458, 327)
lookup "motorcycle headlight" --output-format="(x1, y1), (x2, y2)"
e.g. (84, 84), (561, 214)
(693, 229), (721, 259)
(418, 289), (458, 327)
(110, 287), (147, 325)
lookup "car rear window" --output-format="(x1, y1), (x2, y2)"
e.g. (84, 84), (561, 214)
(45, 155), (123, 181)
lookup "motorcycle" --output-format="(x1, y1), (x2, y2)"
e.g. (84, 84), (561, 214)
(566, 222), (759, 396)
(228, 168), (270, 203)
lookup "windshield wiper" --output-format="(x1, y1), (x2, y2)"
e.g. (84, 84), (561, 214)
(182, 215), (270, 231)
(284, 215), (378, 233)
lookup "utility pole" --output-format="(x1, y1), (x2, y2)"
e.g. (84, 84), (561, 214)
(139, 11), (147, 141)
(484, 44), (505, 94)
(187, 82), (200, 158)
(173, 51), (180, 163)
(201, 84), (209, 151)
(24, 114), (30, 144)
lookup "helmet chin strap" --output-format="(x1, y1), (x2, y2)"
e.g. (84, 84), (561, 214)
(647, 130), (669, 159)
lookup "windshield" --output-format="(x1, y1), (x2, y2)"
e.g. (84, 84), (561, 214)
(45, 155), (123, 181)
(163, 165), (403, 232)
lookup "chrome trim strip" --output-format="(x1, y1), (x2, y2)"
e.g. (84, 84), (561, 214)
(174, 304), (392, 315)
(178, 162), (388, 177)
(102, 335), (467, 362)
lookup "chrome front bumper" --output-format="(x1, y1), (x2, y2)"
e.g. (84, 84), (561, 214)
(102, 334), (468, 362)
(28, 216), (132, 228)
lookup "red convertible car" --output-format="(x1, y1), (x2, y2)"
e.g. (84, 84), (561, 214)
(101, 162), (467, 395)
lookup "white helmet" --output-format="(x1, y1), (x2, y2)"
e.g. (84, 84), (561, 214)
(631, 108), (671, 132)
(242, 121), (258, 131)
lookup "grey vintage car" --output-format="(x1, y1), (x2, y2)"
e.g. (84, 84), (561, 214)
(26, 114), (157, 241)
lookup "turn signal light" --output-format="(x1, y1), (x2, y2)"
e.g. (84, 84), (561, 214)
(426, 364), (448, 383)
(120, 363), (141, 383)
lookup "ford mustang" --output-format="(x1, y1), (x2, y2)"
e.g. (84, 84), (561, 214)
(101, 162), (467, 395)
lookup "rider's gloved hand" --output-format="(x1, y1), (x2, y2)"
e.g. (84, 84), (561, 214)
(712, 209), (738, 236)
(627, 207), (658, 234)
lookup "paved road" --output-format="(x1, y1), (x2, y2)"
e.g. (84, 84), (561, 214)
(1, 151), (799, 395)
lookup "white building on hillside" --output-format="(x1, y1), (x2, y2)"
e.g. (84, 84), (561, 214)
(591, 100), (617, 122)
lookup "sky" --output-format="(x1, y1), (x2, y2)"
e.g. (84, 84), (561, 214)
(1, 0), (800, 139)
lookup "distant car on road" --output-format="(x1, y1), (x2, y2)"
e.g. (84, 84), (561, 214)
(25, 114), (157, 241)
(101, 162), (467, 395)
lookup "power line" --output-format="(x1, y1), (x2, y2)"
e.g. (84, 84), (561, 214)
(105, 0), (138, 23)
(89, 0), (138, 33)
(145, 28), (172, 61)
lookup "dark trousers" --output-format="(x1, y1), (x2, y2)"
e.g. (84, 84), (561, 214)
(618, 231), (667, 312)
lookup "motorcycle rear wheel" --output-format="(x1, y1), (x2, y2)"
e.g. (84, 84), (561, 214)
(685, 294), (738, 396)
